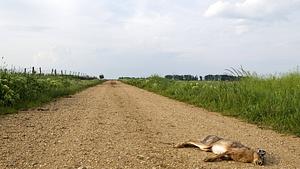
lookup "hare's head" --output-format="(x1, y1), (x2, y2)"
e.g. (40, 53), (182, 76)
(254, 149), (266, 165)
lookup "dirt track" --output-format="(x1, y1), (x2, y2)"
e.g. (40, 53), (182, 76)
(1, 81), (300, 169)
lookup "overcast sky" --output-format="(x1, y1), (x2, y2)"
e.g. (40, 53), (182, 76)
(1, 0), (300, 78)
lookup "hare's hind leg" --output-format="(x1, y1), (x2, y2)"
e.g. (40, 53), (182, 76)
(174, 135), (221, 151)
(174, 141), (211, 151)
(203, 152), (228, 162)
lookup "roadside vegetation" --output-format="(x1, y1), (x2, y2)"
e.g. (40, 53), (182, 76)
(122, 73), (300, 136)
(0, 71), (103, 115)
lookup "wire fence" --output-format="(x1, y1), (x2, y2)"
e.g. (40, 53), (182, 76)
(0, 66), (99, 80)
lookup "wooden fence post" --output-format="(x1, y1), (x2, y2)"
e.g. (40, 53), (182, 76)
(32, 67), (35, 74)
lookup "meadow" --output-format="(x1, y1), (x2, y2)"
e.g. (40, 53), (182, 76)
(0, 71), (102, 114)
(122, 73), (300, 136)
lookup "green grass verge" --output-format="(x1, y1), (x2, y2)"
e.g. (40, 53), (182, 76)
(122, 74), (300, 136)
(0, 73), (104, 115)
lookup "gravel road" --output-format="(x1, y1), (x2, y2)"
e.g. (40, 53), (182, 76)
(1, 81), (299, 169)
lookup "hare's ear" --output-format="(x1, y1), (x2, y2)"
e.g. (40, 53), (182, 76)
(257, 149), (266, 156)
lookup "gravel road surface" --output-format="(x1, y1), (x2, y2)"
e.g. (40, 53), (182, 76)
(1, 81), (299, 169)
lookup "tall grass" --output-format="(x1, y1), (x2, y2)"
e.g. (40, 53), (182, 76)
(0, 72), (103, 114)
(123, 74), (300, 136)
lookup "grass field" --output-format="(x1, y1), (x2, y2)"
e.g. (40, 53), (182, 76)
(122, 73), (300, 136)
(0, 72), (103, 114)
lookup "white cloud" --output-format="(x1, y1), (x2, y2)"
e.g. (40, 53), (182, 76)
(33, 52), (58, 66)
(235, 24), (250, 34)
(1, 0), (300, 78)
(204, 0), (300, 21)
(32, 46), (73, 68)
(204, 0), (300, 35)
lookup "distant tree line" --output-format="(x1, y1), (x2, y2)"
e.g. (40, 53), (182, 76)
(119, 74), (239, 81)
(119, 77), (139, 80)
(165, 75), (200, 81)
(164, 74), (239, 81)
(204, 74), (240, 81)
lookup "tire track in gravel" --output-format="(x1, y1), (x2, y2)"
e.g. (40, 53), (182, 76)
(1, 81), (299, 169)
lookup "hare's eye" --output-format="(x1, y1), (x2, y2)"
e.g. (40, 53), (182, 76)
(258, 149), (266, 156)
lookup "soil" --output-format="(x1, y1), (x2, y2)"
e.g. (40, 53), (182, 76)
(1, 81), (299, 169)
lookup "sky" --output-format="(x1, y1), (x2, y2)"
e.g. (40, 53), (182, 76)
(0, 0), (300, 79)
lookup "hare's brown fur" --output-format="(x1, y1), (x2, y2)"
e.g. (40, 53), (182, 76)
(175, 135), (265, 165)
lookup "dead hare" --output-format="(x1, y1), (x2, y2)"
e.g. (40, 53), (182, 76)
(175, 135), (266, 165)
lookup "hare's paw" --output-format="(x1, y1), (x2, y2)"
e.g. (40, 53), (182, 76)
(203, 157), (214, 162)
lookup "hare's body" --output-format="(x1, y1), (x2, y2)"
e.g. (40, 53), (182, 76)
(175, 135), (265, 165)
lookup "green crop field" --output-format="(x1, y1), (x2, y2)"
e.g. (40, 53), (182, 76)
(0, 71), (103, 114)
(122, 73), (300, 136)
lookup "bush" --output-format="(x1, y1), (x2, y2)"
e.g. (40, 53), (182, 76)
(0, 72), (102, 114)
